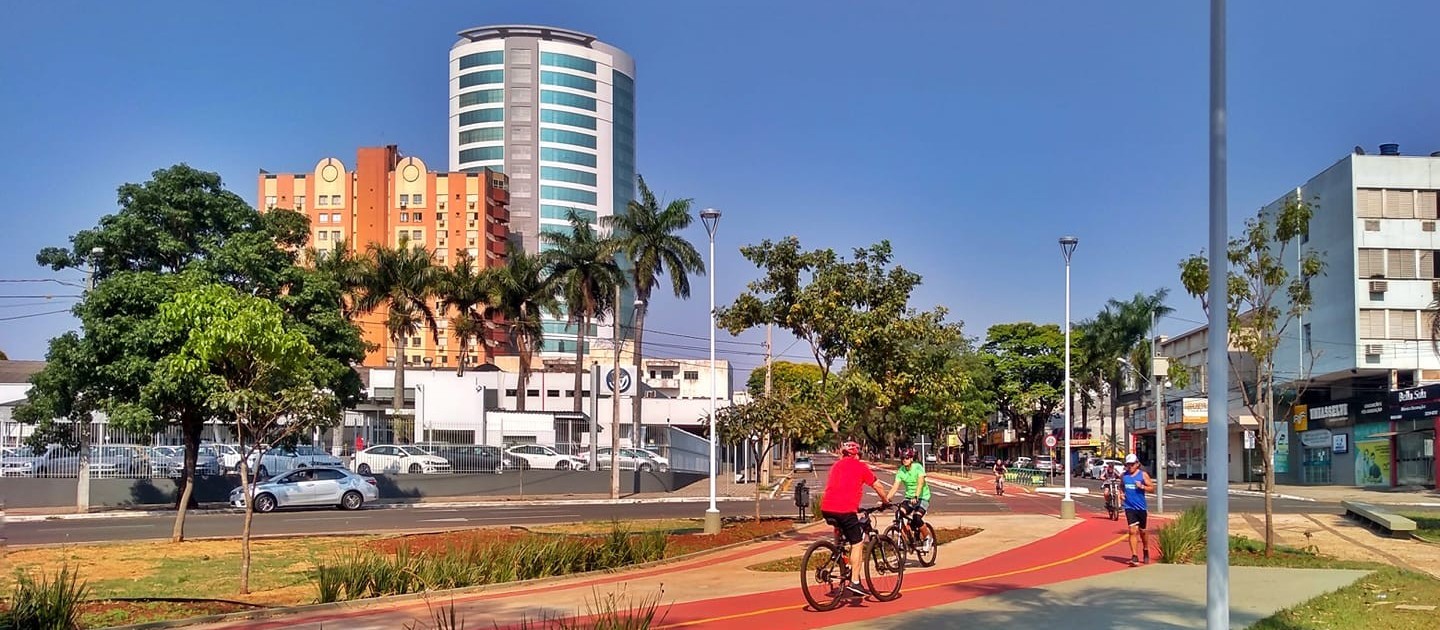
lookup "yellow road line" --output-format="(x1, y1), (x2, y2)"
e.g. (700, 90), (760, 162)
(655, 532), (1129, 628)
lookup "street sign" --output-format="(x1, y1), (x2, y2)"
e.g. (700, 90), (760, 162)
(1244, 429), (1255, 450)
(1044, 435), (1057, 449)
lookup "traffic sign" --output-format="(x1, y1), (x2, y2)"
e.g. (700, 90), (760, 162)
(1044, 435), (1057, 449)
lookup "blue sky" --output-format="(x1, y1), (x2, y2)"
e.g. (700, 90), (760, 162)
(4, 1), (1440, 378)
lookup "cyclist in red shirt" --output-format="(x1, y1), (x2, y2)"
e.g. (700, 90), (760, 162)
(820, 440), (889, 596)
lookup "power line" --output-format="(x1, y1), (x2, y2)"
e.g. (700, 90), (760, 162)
(0, 295), (82, 299)
(0, 309), (72, 322)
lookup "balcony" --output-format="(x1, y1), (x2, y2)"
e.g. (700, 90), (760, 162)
(646, 378), (681, 389)
(488, 187), (509, 204)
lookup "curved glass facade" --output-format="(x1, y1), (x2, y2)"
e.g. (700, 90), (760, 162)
(458, 70), (504, 88)
(458, 51), (504, 69)
(541, 90), (596, 111)
(540, 128), (596, 149)
(540, 70), (596, 92)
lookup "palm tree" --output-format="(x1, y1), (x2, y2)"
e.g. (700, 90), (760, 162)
(492, 243), (561, 411)
(354, 237), (442, 439)
(601, 175), (706, 450)
(437, 250), (500, 376)
(305, 238), (366, 319)
(1089, 289), (1174, 452)
(542, 211), (626, 412)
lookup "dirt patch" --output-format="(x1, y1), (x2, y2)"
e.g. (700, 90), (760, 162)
(367, 518), (797, 559)
(78, 599), (255, 629)
(1229, 513), (1440, 579)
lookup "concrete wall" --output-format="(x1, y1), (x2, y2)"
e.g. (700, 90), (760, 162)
(0, 471), (705, 510)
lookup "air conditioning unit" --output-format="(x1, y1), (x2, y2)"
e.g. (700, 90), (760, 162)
(400, 202), (408, 209)
(1433, 280), (1440, 296)
(1425, 221), (1436, 232)
(1364, 344), (1385, 356)
(1369, 280), (1389, 293)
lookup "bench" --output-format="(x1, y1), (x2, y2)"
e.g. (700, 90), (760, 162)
(1342, 500), (1418, 539)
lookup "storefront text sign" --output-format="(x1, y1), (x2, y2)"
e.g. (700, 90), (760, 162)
(1291, 405), (1309, 432)
(1390, 385), (1440, 422)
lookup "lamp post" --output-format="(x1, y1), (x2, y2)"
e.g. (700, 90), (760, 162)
(1059, 236), (1078, 520)
(1119, 355), (1167, 514)
(77, 246), (103, 512)
(701, 208), (722, 534)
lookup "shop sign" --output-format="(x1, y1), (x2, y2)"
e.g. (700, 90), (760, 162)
(1244, 430), (1256, 450)
(1332, 433), (1348, 454)
(1274, 421), (1291, 474)
(1354, 422), (1393, 487)
(1300, 429), (1332, 448)
(1310, 402), (1347, 424)
(1390, 385), (1440, 422)
(1291, 404), (1309, 432)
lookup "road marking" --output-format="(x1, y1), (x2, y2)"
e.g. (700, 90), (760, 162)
(421, 518), (469, 523)
(655, 531), (1129, 628)
(35, 525), (151, 532)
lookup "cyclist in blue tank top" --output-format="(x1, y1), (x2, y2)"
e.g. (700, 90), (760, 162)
(1121, 453), (1154, 566)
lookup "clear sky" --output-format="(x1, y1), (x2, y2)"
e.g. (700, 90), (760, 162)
(4, 1), (1440, 379)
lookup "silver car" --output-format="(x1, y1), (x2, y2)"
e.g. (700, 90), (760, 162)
(149, 445), (222, 478)
(793, 456), (814, 473)
(1, 445), (43, 477)
(230, 466), (378, 513)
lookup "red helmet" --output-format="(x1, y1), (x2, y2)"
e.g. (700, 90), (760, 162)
(901, 448), (917, 460)
(840, 441), (861, 456)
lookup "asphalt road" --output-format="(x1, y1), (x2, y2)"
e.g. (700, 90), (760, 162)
(3, 464), (1336, 547)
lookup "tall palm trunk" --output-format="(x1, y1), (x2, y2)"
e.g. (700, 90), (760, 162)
(393, 331), (408, 443)
(456, 332), (468, 377)
(573, 311), (588, 413)
(517, 334), (532, 411)
(630, 301), (647, 450)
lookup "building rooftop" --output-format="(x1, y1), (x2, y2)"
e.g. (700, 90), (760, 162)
(456, 24), (599, 46)
(0, 360), (45, 385)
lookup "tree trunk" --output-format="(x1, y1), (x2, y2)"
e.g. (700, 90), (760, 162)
(457, 332), (468, 377)
(573, 312), (587, 413)
(631, 301), (647, 455)
(394, 333), (408, 443)
(754, 442), (765, 523)
(239, 458), (256, 594)
(170, 417), (203, 542)
(516, 324), (531, 412)
(1262, 382), (1275, 556)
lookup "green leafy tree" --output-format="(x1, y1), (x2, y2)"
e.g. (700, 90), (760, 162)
(1179, 197), (1323, 555)
(718, 238), (920, 438)
(982, 322), (1066, 449)
(17, 165), (363, 542)
(1076, 289), (1173, 452)
(601, 175), (705, 458)
(745, 361), (832, 451)
(354, 238), (442, 441)
(151, 284), (342, 593)
(437, 251), (500, 375)
(542, 210), (626, 412)
(714, 395), (809, 521)
(492, 243), (561, 411)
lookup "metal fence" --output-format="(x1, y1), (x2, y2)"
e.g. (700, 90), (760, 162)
(0, 420), (212, 480)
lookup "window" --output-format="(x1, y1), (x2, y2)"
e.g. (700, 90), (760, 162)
(510, 87), (532, 103)
(1420, 191), (1439, 219)
(510, 165), (533, 180)
(458, 70), (504, 88)
(512, 182), (533, 198)
(317, 195), (329, 207)
(459, 147), (504, 163)
(1365, 219), (1381, 231)
(511, 68), (533, 83)
(413, 194), (423, 206)
(511, 126), (533, 142)
(1357, 189), (1383, 218)
(331, 230), (341, 243)
(1389, 310), (1418, 339)
(541, 71), (595, 92)
(1360, 309), (1387, 338)
(541, 186), (597, 204)
(264, 195), (277, 207)
(400, 213), (409, 222)
(541, 90), (597, 111)
(546, 389), (560, 398)
(1421, 251), (1435, 279)
(509, 48), (533, 65)
(541, 166), (597, 186)
(331, 213), (341, 223)
(457, 50), (503, 69)
(540, 147), (597, 168)
(318, 231), (328, 241)
(540, 205), (596, 222)
(511, 145), (533, 161)
(539, 223), (574, 236)
(459, 108), (504, 126)
(330, 195), (342, 206)
(458, 89), (504, 107)
(540, 128), (596, 149)
(459, 127), (504, 145)
(440, 355), (449, 365)
(1359, 249), (1385, 278)
(317, 213), (328, 223)
(414, 212), (424, 221)
(400, 194), (410, 205)
(684, 370), (699, 380)
(411, 229), (423, 240)
(511, 106), (532, 122)
(540, 109), (597, 130)
(1388, 249), (1416, 279)
(540, 51), (597, 73)
(1384, 190), (1415, 218)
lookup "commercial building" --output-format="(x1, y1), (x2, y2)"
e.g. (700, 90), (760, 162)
(258, 145), (512, 368)
(449, 24), (637, 355)
(1268, 144), (1440, 488)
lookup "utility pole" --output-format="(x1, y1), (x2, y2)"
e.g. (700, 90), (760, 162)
(761, 323), (773, 485)
(1153, 309), (1168, 514)
(78, 247), (102, 513)
(610, 286), (622, 499)
(589, 363), (599, 471)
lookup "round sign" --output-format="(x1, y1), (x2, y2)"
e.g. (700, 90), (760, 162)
(1044, 435), (1058, 449)
(606, 368), (632, 394)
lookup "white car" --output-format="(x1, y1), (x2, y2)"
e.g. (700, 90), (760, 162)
(1013, 456), (1033, 469)
(506, 444), (585, 470)
(633, 448), (671, 469)
(352, 445), (452, 475)
(1035, 456), (1056, 472)
(1090, 458), (1123, 479)
(588, 447), (667, 472)
(250, 444), (344, 477)
(231, 467), (378, 512)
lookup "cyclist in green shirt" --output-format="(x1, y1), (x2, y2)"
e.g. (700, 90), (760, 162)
(885, 448), (932, 548)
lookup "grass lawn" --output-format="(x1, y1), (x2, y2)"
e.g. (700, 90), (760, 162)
(1399, 511), (1440, 544)
(746, 527), (981, 572)
(1250, 566), (1440, 630)
(3, 518), (800, 629)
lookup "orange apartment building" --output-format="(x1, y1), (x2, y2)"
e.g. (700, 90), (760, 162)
(258, 145), (511, 368)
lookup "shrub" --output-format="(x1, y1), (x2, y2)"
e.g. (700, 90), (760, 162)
(1157, 504), (1207, 564)
(3, 565), (89, 630)
(511, 587), (669, 630)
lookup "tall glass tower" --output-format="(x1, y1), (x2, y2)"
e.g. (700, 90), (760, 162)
(450, 25), (636, 355)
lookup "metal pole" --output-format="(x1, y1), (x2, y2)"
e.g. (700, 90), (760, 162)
(702, 209), (721, 534)
(77, 250), (101, 513)
(611, 286), (622, 499)
(1207, 0), (1231, 626)
(1059, 237), (1077, 519)
(1154, 310), (1166, 514)
(590, 362), (599, 471)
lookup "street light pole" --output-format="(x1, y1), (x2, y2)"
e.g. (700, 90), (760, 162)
(78, 246), (103, 513)
(1059, 236), (1078, 520)
(701, 208), (722, 535)
(1207, 0), (1231, 626)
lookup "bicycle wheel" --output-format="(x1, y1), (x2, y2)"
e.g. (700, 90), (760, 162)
(913, 523), (938, 567)
(864, 536), (905, 602)
(883, 524), (909, 555)
(800, 540), (846, 612)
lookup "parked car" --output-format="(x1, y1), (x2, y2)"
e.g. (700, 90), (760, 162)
(0, 445), (44, 477)
(632, 447), (671, 469)
(793, 456), (814, 473)
(924, 452), (939, 464)
(1034, 456), (1056, 472)
(352, 445), (452, 475)
(1013, 456), (1033, 469)
(415, 443), (527, 474)
(979, 455), (998, 467)
(211, 443), (245, 474)
(1089, 458), (1123, 479)
(148, 445), (222, 477)
(30, 444), (131, 478)
(587, 447), (666, 472)
(249, 444), (344, 477)
(506, 444), (585, 470)
(230, 466), (378, 513)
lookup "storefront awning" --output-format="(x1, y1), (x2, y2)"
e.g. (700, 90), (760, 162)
(1367, 431), (1401, 438)
(1232, 415), (1258, 427)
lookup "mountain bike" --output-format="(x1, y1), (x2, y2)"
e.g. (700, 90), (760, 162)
(1103, 479), (1122, 521)
(883, 501), (938, 567)
(800, 504), (906, 611)
(994, 473), (1005, 496)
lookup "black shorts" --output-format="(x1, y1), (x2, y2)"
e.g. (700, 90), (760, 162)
(821, 510), (864, 544)
(1125, 508), (1148, 529)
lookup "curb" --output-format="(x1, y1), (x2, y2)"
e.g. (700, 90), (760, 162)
(101, 518), (829, 630)
(2, 496), (758, 524)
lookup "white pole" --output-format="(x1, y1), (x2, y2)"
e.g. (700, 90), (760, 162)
(1059, 237), (1077, 519)
(702, 209), (721, 534)
(1207, 0), (1231, 626)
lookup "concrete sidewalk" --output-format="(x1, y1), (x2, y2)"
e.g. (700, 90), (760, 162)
(1169, 479), (1440, 507)
(834, 564), (1371, 629)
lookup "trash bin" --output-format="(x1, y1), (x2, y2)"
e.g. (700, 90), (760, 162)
(793, 479), (811, 522)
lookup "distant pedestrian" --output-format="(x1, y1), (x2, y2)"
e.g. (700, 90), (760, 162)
(1121, 453), (1154, 566)
(355, 434), (366, 453)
